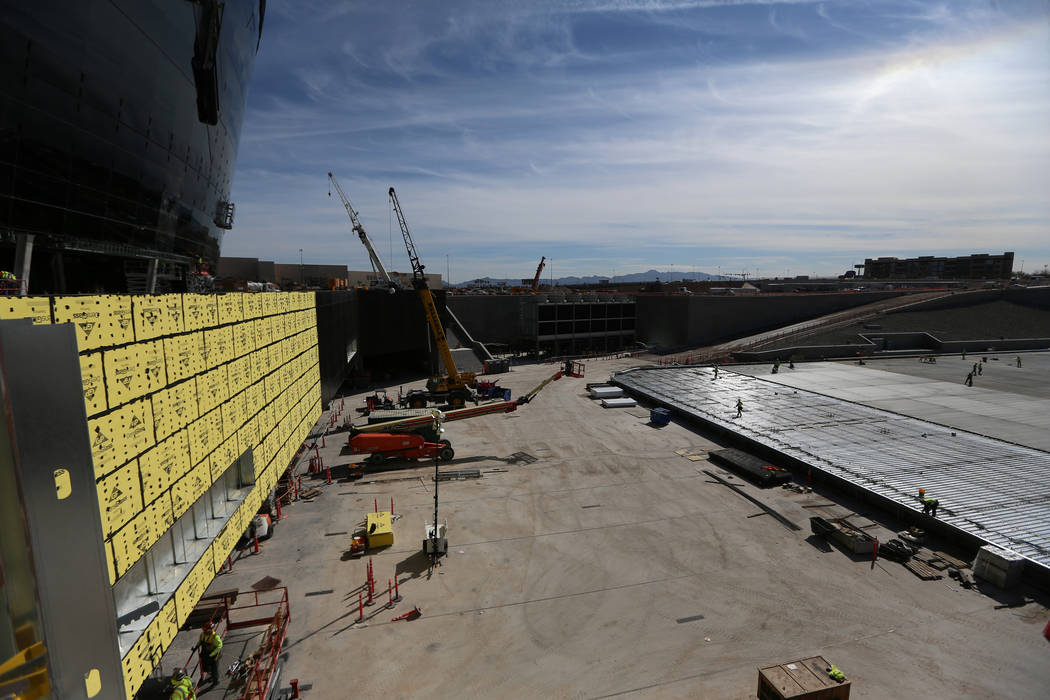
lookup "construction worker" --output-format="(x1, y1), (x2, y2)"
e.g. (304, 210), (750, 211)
(772, 359), (780, 374)
(1016, 356), (1022, 368)
(826, 665), (846, 683)
(922, 497), (939, 517)
(195, 622), (223, 686)
(169, 669), (195, 700)
(735, 398), (743, 418)
(713, 365), (719, 380)
(964, 372), (973, 387)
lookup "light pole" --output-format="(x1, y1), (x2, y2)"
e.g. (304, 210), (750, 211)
(299, 248), (303, 287)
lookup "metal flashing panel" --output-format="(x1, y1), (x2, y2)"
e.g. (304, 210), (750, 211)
(614, 366), (1050, 573)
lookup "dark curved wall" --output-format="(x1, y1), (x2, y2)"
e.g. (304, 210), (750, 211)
(636, 292), (908, 349)
(0, 0), (263, 292)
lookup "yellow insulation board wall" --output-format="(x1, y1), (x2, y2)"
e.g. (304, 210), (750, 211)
(40, 291), (320, 700)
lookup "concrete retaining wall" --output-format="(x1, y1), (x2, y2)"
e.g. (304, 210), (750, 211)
(636, 292), (907, 349)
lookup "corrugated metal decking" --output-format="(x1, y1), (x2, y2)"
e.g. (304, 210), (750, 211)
(613, 366), (1050, 574)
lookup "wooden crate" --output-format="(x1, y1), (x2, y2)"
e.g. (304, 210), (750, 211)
(758, 656), (850, 700)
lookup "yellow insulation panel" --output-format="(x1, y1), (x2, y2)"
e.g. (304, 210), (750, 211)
(204, 325), (234, 368)
(80, 352), (107, 417)
(227, 354), (251, 394)
(104, 340), (168, 406)
(182, 293), (216, 331)
(254, 316), (273, 347)
(96, 459), (143, 537)
(241, 292), (260, 320)
(112, 508), (156, 579)
(231, 318), (256, 358)
(132, 296), (167, 340)
(163, 331), (204, 384)
(147, 599), (179, 652)
(105, 540), (116, 586)
(221, 390), (247, 438)
(88, 412), (124, 479)
(121, 398), (155, 463)
(151, 379), (198, 441)
(147, 492), (175, 539)
(51, 295), (108, 350)
(0, 296), (52, 325)
(174, 552), (215, 626)
(196, 364), (229, 414)
(251, 347), (270, 382)
(108, 295), (135, 346)
(217, 293), (244, 325)
(103, 343), (146, 405)
(121, 631), (158, 700)
(186, 409), (220, 468)
(139, 430), (189, 503)
(210, 435), (239, 483)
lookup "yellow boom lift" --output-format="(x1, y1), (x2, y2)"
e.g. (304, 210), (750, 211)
(388, 187), (477, 408)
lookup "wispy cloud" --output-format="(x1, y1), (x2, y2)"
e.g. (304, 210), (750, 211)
(227, 0), (1050, 281)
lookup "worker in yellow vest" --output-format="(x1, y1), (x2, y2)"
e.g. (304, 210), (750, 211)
(196, 621), (223, 686)
(168, 669), (196, 700)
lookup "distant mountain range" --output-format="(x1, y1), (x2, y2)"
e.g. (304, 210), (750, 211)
(454, 269), (735, 288)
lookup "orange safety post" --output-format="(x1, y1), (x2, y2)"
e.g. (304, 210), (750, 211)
(392, 606), (422, 622)
(390, 497), (394, 515)
(275, 497), (282, 520)
(326, 464), (332, 484)
(374, 498), (378, 513)
(290, 679), (300, 699)
(253, 532), (260, 554)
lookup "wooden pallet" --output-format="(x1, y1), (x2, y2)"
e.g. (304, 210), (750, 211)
(929, 550), (970, 569)
(904, 558), (944, 580)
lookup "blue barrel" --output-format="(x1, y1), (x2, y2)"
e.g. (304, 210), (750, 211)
(503, 388), (512, 401)
(650, 408), (671, 426)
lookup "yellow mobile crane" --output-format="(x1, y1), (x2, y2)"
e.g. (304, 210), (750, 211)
(389, 187), (477, 408)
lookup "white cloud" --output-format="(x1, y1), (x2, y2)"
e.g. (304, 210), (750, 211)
(229, 2), (1050, 280)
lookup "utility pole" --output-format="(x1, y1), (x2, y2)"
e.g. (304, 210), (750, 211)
(446, 254), (450, 288)
(299, 248), (303, 286)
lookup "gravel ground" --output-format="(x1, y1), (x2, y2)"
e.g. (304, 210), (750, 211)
(756, 300), (1050, 350)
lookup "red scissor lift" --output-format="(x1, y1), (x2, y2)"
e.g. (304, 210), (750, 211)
(182, 587), (290, 700)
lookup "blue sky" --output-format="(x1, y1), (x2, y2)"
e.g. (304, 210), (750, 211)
(225, 0), (1050, 283)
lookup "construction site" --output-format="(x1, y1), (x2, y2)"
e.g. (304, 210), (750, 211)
(3, 166), (1050, 700)
(157, 348), (1050, 699)
(2, 7), (1049, 696)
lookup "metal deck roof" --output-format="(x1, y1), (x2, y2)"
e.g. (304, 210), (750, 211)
(613, 366), (1050, 573)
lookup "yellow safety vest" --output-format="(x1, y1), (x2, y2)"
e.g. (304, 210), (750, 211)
(170, 677), (196, 700)
(200, 630), (223, 657)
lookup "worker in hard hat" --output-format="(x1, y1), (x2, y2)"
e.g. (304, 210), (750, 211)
(169, 669), (195, 700)
(195, 621), (223, 686)
(922, 497), (939, 518)
(735, 398), (743, 418)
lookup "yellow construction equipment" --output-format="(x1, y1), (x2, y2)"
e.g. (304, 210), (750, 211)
(388, 187), (476, 408)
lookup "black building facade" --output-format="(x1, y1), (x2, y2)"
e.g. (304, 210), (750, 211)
(0, 0), (264, 293)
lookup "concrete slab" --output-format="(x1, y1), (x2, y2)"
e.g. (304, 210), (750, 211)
(167, 357), (1049, 700)
(735, 352), (1050, 451)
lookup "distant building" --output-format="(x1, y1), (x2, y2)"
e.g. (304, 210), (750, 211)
(217, 257), (350, 288)
(861, 252), (1013, 280)
(346, 269), (442, 289)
